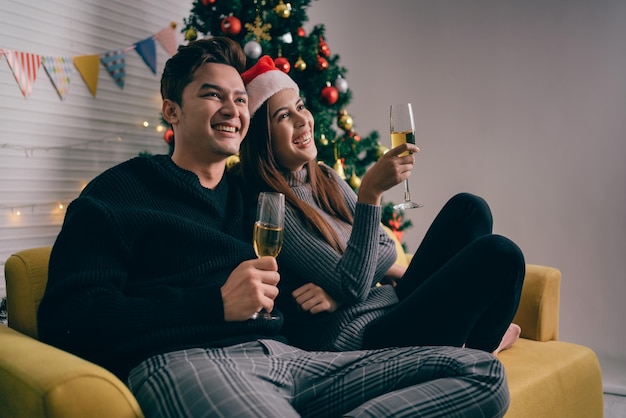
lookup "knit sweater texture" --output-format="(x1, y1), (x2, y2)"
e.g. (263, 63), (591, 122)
(276, 167), (399, 351)
(37, 155), (284, 380)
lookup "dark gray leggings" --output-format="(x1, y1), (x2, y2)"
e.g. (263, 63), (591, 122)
(363, 193), (525, 352)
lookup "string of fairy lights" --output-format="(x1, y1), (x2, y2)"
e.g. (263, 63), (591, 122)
(1, 119), (166, 157)
(1, 119), (168, 219)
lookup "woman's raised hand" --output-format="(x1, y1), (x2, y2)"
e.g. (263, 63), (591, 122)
(357, 143), (420, 206)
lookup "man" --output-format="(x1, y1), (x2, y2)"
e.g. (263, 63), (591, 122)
(38, 37), (510, 417)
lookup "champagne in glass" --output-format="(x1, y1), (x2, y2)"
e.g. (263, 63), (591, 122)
(390, 103), (423, 209)
(391, 131), (415, 157)
(253, 222), (284, 258)
(251, 192), (284, 320)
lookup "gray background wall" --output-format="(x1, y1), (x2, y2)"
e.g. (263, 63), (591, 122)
(307, 0), (626, 394)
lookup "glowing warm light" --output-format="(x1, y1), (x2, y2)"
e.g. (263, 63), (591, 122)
(143, 121), (150, 128)
(58, 203), (64, 210)
(16, 210), (21, 216)
(156, 125), (165, 133)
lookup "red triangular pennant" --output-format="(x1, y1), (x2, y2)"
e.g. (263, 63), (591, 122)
(5, 50), (42, 98)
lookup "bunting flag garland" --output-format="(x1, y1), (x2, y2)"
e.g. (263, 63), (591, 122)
(41, 56), (73, 100)
(5, 50), (41, 98)
(1, 23), (178, 100)
(72, 54), (100, 97)
(134, 37), (157, 75)
(154, 25), (178, 56)
(100, 48), (126, 89)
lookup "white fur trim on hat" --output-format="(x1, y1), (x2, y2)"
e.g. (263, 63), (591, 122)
(246, 70), (299, 117)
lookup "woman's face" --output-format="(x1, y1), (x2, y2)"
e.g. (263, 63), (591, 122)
(267, 88), (316, 172)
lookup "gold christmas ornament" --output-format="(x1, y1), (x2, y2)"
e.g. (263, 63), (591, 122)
(245, 15), (272, 41)
(226, 154), (240, 170)
(295, 56), (307, 71)
(338, 110), (353, 131)
(349, 172), (361, 189)
(377, 144), (389, 158)
(333, 159), (346, 179)
(274, 0), (292, 18)
(319, 133), (329, 146)
(185, 27), (198, 41)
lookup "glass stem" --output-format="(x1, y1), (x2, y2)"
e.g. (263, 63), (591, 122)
(403, 179), (412, 202)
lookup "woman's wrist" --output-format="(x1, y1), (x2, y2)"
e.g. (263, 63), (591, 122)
(356, 188), (382, 206)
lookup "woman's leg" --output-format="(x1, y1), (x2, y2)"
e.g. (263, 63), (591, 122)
(362, 234), (525, 352)
(394, 192), (493, 300)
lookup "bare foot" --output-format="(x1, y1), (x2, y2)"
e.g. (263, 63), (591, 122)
(493, 323), (521, 355)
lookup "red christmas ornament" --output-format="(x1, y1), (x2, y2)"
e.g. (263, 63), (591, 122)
(318, 37), (331, 57)
(201, 0), (216, 5)
(316, 56), (329, 71)
(274, 56), (291, 73)
(164, 128), (174, 144)
(221, 15), (242, 36)
(320, 85), (339, 105)
(297, 27), (306, 37)
(354, 133), (361, 142)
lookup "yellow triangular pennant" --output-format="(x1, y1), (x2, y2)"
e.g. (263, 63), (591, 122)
(72, 54), (100, 97)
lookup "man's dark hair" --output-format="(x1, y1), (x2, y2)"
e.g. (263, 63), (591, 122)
(160, 37), (247, 106)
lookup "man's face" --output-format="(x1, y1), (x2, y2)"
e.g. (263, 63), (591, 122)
(169, 62), (250, 161)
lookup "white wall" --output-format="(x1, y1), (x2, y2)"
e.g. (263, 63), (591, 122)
(0, 0), (189, 292)
(307, 0), (626, 394)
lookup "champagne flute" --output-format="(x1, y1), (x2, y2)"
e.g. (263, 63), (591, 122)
(390, 103), (423, 209)
(251, 192), (285, 320)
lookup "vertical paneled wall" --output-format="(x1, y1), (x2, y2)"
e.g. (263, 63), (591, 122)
(0, 0), (192, 296)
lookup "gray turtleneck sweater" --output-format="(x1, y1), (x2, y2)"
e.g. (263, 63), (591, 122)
(276, 166), (399, 351)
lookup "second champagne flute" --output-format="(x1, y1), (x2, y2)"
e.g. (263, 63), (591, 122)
(251, 192), (284, 320)
(390, 102), (423, 209)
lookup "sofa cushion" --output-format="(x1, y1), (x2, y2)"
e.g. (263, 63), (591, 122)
(499, 338), (603, 418)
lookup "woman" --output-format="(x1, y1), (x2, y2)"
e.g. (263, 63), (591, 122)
(238, 56), (524, 354)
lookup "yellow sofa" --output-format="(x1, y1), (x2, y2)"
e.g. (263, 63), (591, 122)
(1, 245), (604, 418)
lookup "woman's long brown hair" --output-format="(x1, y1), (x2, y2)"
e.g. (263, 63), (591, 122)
(238, 100), (353, 253)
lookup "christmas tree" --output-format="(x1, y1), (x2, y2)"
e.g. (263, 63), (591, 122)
(178, 0), (412, 247)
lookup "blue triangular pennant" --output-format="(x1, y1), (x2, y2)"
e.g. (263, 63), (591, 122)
(100, 49), (126, 89)
(134, 37), (157, 74)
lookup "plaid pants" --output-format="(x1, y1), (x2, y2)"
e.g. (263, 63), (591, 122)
(128, 340), (509, 418)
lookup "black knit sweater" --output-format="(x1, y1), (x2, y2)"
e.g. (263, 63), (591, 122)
(38, 155), (284, 380)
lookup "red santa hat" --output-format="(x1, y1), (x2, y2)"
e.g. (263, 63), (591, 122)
(242, 55), (299, 117)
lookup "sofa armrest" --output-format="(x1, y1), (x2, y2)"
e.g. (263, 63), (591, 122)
(512, 264), (561, 342)
(0, 325), (143, 418)
(5, 246), (52, 339)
